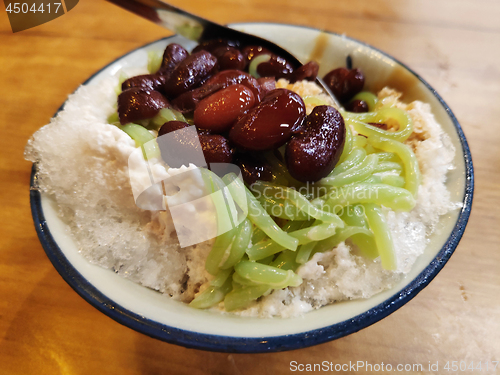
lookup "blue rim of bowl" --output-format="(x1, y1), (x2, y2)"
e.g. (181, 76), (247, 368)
(30, 22), (474, 353)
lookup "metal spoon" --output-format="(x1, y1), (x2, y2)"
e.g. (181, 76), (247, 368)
(105, 0), (340, 107)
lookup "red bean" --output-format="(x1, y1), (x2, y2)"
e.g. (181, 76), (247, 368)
(204, 70), (261, 101)
(171, 84), (222, 113)
(156, 121), (232, 166)
(172, 70), (261, 113)
(212, 46), (246, 71)
(121, 74), (166, 92)
(158, 120), (189, 137)
(157, 43), (189, 76)
(344, 69), (365, 98)
(156, 123), (198, 168)
(192, 39), (239, 54)
(241, 45), (271, 65)
(290, 61), (319, 82)
(199, 134), (234, 164)
(257, 77), (276, 97)
(229, 89), (306, 151)
(257, 55), (294, 79)
(235, 153), (273, 185)
(345, 99), (369, 113)
(194, 84), (255, 133)
(121, 44), (189, 93)
(323, 67), (365, 103)
(163, 51), (217, 98)
(323, 68), (348, 102)
(118, 88), (170, 125)
(285, 105), (345, 182)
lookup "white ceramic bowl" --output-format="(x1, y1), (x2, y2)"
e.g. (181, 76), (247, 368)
(30, 23), (474, 352)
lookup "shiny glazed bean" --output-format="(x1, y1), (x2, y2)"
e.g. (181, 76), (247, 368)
(121, 74), (166, 92)
(156, 122), (198, 168)
(345, 99), (369, 113)
(213, 46), (246, 71)
(257, 55), (294, 79)
(163, 51), (217, 98)
(235, 153), (273, 185)
(256, 77), (276, 97)
(158, 120), (189, 137)
(194, 84), (256, 133)
(229, 89), (306, 151)
(203, 70), (261, 101)
(118, 88), (170, 125)
(285, 105), (345, 182)
(171, 84), (222, 113)
(172, 70), (261, 112)
(241, 45), (271, 65)
(323, 68), (365, 103)
(290, 61), (319, 82)
(156, 121), (232, 166)
(192, 39), (239, 54)
(323, 68), (348, 100)
(158, 43), (189, 76)
(199, 134), (234, 164)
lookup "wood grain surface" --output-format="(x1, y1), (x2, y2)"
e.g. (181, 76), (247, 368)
(1, 0), (499, 374)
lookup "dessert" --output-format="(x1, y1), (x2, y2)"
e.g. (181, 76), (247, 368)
(25, 38), (460, 317)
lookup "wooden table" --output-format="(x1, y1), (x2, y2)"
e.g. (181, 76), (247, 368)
(1, 0), (499, 373)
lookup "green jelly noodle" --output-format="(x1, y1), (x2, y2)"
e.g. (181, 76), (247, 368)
(188, 102), (423, 311)
(109, 73), (423, 311)
(120, 123), (160, 160)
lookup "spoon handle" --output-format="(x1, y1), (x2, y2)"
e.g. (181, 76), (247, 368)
(105, 0), (303, 66)
(106, 0), (212, 41)
(106, 0), (341, 107)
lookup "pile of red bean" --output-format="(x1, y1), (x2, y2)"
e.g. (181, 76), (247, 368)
(117, 39), (367, 183)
